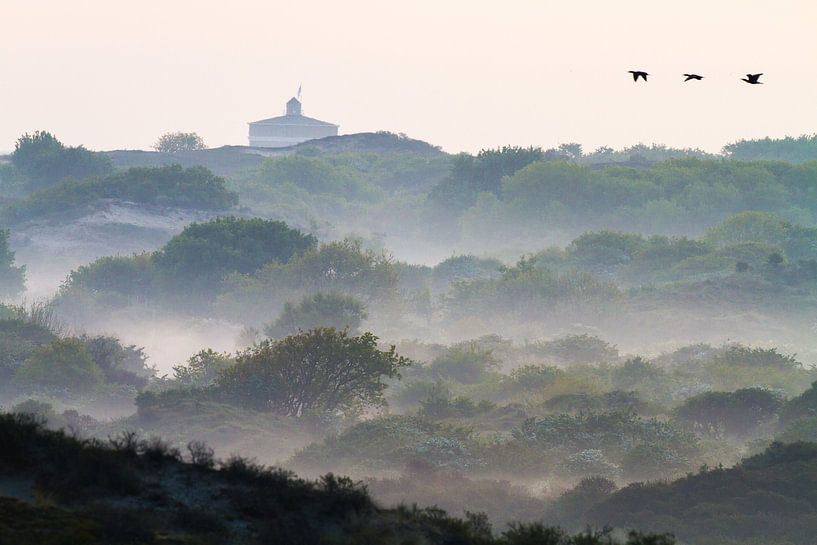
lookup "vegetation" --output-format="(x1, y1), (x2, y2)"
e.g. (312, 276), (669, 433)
(0, 411), (687, 544)
(152, 131), (206, 153)
(11, 131), (112, 190)
(724, 133), (817, 163)
(264, 291), (367, 338)
(58, 216), (317, 313)
(6, 131), (817, 542)
(215, 328), (411, 416)
(3, 164), (237, 224)
(14, 338), (104, 393)
(0, 229), (25, 297)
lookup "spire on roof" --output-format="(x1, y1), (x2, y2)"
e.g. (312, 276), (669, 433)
(286, 97), (302, 116)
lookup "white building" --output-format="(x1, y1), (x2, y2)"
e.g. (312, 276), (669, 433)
(248, 97), (338, 148)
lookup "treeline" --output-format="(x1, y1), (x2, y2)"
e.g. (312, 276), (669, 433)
(55, 210), (817, 333)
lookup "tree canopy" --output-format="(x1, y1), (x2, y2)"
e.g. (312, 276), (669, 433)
(215, 328), (411, 416)
(11, 131), (112, 189)
(152, 132), (206, 153)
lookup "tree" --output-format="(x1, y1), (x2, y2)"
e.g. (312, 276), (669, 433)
(153, 217), (317, 305)
(11, 131), (112, 189)
(674, 388), (783, 438)
(152, 132), (206, 153)
(705, 212), (788, 248)
(14, 338), (103, 392)
(0, 229), (26, 298)
(264, 292), (367, 338)
(172, 349), (234, 388)
(80, 335), (152, 388)
(215, 328), (411, 416)
(429, 342), (499, 384)
(428, 146), (544, 211)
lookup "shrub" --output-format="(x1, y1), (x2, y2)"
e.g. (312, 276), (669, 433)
(0, 229), (25, 298)
(172, 349), (234, 388)
(153, 216), (316, 305)
(11, 130), (112, 189)
(264, 292), (367, 338)
(153, 131), (206, 153)
(4, 164), (237, 224)
(533, 334), (619, 365)
(215, 329), (411, 416)
(429, 342), (499, 384)
(15, 338), (103, 393)
(674, 387), (783, 438)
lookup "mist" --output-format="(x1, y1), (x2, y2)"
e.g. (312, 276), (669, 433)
(2, 2), (817, 543)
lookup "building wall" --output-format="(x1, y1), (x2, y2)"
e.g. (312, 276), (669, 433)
(248, 123), (338, 148)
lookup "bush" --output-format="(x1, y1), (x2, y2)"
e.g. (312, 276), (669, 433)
(80, 335), (152, 388)
(429, 342), (499, 385)
(674, 388), (783, 438)
(264, 292), (367, 338)
(533, 334), (619, 365)
(153, 216), (316, 305)
(153, 131), (206, 153)
(172, 349), (234, 388)
(15, 338), (103, 393)
(0, 229), (25, 298)
(4, 164), (237, 224)
(0, 316), (56, 382)
(11, 130), (113, 189)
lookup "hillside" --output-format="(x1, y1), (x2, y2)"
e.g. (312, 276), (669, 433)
(0, 412), (672, 545)
(585, 442), (817, 545)
(106, 132), (445, 176)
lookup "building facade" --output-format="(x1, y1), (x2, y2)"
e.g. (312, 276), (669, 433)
(248, 98), (338, 148)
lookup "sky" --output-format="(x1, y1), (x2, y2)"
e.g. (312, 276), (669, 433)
(1, 0), (816, 154)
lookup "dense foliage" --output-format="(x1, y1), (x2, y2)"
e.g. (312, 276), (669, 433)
(152, 131), (206, 153)
(11, 131), (112, 190)
(264, 292), (367, 338)
(724, 134), (817, 163)
(153, 216), (316, 304)
(215, 329), (411, 416)
(3, 164), (237, 224)
(0, 229), (25, 297)
(58, 216), (317, 312)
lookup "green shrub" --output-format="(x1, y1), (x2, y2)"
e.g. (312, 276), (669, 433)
(172, 349), (234, 388)
(0, 229), (25, 297)
(264, 292), (367, 338)
(11, 130), (113, 190)
(15, 338), (103, 393)
(4, 164), (236, 223)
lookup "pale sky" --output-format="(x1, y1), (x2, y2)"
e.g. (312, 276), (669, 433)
(1, 0), (816, 154)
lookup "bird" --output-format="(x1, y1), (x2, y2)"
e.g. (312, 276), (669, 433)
(628, 70), (649, 82)
(683, 73), (704, 82)
(742, 73), (763, 84)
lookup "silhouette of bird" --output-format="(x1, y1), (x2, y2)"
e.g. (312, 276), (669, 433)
(742, 73), (763, 84)
(683, 74), (704, 82)
(628, 71), (649, 82)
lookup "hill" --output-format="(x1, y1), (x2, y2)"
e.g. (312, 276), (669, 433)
(105, 132), (445, 176)
(0, 412), (673, 545)
(585, 441), (817, 545)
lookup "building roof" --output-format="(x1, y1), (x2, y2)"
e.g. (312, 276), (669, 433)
(248, 113), (338, 128)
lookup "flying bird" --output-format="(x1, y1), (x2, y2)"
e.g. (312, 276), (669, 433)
(628, 71), (649, 82)
(683, 74), (704, 82)
(742, 73), (763, 84)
